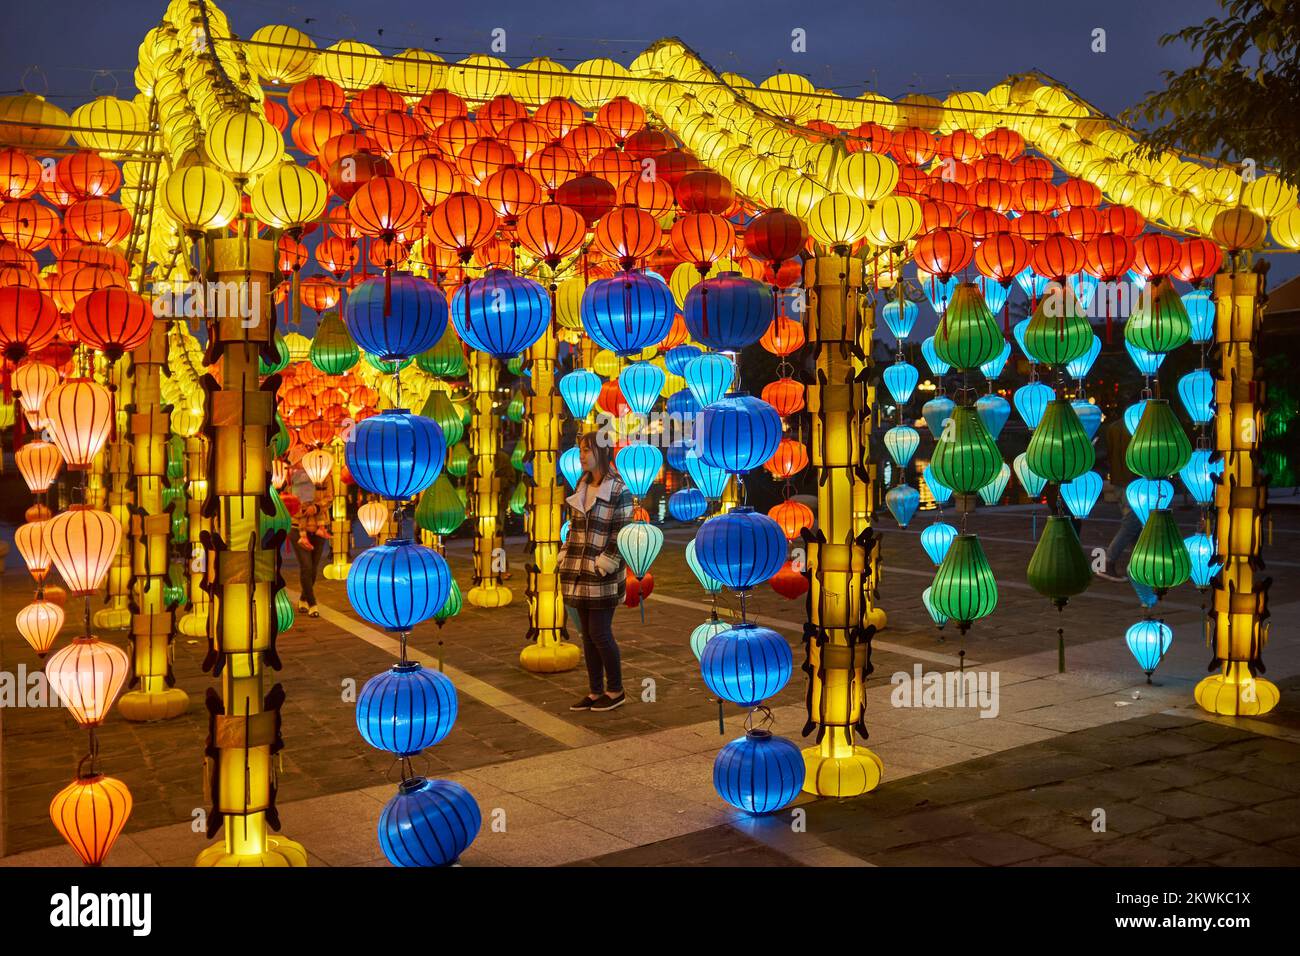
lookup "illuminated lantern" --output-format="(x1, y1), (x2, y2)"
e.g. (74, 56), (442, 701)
(769, 499), (813, 540)
(49, 773), (132, 866)
(881, 299), (918, 342)
(516, 202), (585, 268)
(669, 488), (708, 522)
(1182, 289), (1215, 344)
(310, 311), (360, 375)
(347, 410), (446, 500)
(929, 405), (1001, 494)
(665, 345), (702, 376)
(15, 521), (50, 582)
(685, 450), (730, 500)
(450, 269), (550, 358)
(760, 315), (805, 356)
(1124, 340), (1165, 378)
(45, 635), (129, 725)
(427, 192), (497, 259)
(700, 623), (793, 706)
(1127, 478), (1175, 524)
(1127, 400), (1192, 478)
(1066, 335), (1103, 380)
(762, 378), (805, 416)
(347, 538), (451, 631)
(1026, 516), (1093, 608)
(884, 425), (920, 467)
(1023, 285), (1092, 367)
(921, 394), (954, 438)
(1177, 369), (1214, 424)
(922, 464), (953, 505)
(691, 617), (729, 659)
(345, 275), (448, 360)
(1126, 620), (1173, 681)
(1061, 471), (1103, 519)
(615, 444), (663, 498)
(978, 462), (1011, 505)
(43, 505), (119, 596)
(593, 206), (661, 269)
(0, 147), (41, 200)
(974, 393), (1011, 439)
(580, 272), (676, 356)
(1125, 281), (1191, 354)
(1180, 449), (1222, 506)
(618, 522), (664, 581)
(70, 288), (151, 360)
(922, 586), (949, 629)
(378, 777), (480, 867)
(1013, 453), (1047, 498)
(921, 335), (951, 377)
(885, 483), (920, 527)
(913, 229), (973, 280)
(1185, 532), (1221, 590)
(764, 438), (808, 480)
(713, 730), (805, 814)
(745, 208), (807, 270)
(930, 534), (998, 632)
(934, 283), (1003, 370)
(1129, 510), (1191, 594)
(0, 286), (58, 360)
(694, 507), (786, 591)
(559, 369), (602, 419)
(16, 598), (64, 657)
(415, 473), (466, 537)
(685, 538), (725, 594)
(358, 500), (389, 538)
(1031, 235), (1086, 281)
(699, 394), (781, 474)
(1026, 399), (1095, 483)
(684, 353), (735, 408)
(1013, 381), (1053, 429)
(161, 165), (240, 233)
(559, 447), (583, 490)
(1210, 207), (1266, 253)
(249, 162), (328, 229)
(63, 198), (131, 246)
(883, 362), (919, 405)
(920, 522), (958, 565)
(16, 440), (62, 492)
(683, 272), (774, 351)
(356, 661), (458, 755)
(980, 341), (1012, 380)
(12, 360), (59, 424)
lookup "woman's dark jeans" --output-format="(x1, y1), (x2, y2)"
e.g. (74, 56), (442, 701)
(571, 602), (621, 696)
(291, 536), (330, 606)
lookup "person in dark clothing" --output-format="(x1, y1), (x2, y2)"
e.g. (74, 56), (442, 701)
(1096, 412), (1141, 582)
(290, 466), (333, 615)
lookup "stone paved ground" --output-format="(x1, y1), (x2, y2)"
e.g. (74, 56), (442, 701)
(2, 499), (1297, 866)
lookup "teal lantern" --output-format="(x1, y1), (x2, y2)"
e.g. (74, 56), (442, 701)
(685, 450), (730, 500)
(885, 483), (920, 527)
(882, 298), (918, 342)
(1184, 532), (1221, 590)
(686, 538), (724, 593)
(922, 464), (953, 505)
(1182, 289), (1214, 343)
(977, 462), (1011, 505)
(1126, 478), (1174, 524)
(921, 395), (955, 438)
(619, 361), (665, 417)
(559, 446), (583, 489)
(920, 522), (958, 564)
(1013, 381), (1053, 429)
(1013, 452), (1046, 498)
(979, 340), (1012, 380)
(618, 522), (663, 579)
(559, 369), (602, 419)
(1124, 339), (1165, 376)
(1180, 449), (1222, 506)
(1177, 369), (1214, 425)
(1061, 471), (1102, 519)
(684, 353), (734, 408)
(1125, 620), (1172, 681)
(615, 443), (663, 498)
(690, 616), (730, 660)
(921, 585), (948, 630)
(921, 335), (951, 377)
(884, 425), (920, 467)
(1123, 399), (1149, 435)
(1065, 334), (1102, 380)
(275, 588), (295, 633)
(883, 362), (919, 405)
(975, 393), (1011, 438)
(1073, 400), (1103, 440)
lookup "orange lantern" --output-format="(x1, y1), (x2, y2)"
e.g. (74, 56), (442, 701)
(555, 174), (617, 225)
(71, 287), (152, 360)
(769, 499), (814, 540)
(15, 520), (51, 583)
(526, 143), (582, 194)
(585, 148), (639, 186)
(912, 228), (973, 281)
(17, 598), (64, 657)
(616, 173), (674, 218)
(500, 119), (549, 162)
(427, 192), (498, 260)
(43, 505), (121, 596)
(762, 378), (806, 416)
(12, 360), (59, 423)
(46, 635), (130, 726)
(595, 97), (646, 144)
(594, 205), (661, 270)
(760, 316), (806, 357)
(477, 95), (527, 136)
(0, 147), (41, 201)
(63, 199), (131, 246)
(456, 137), (516, 185)
(358, 499), (388, 537)
(534, 98), (584, 139)
(764, 438), (809, 478)
(1132, 233), (1182, 281)
(350, 84), (407, 128)
(415, 90), (468, 131)
(670, 213), (734, 272)
(16, 439), (62, 492)
(300, 275), (342, 312)
(0, 199), (59, 250)
(43, 379), (114, 469)
(1031, 234), (1088, 282)
(432, 117), (481, 158)
(49, 773), (133, 865)
(562, 123), (615, 164)
(0, 285), (59, 360)
(516, 202), (585, 268)
(481, 166), (543, 224)
(291, 108), (352, 157)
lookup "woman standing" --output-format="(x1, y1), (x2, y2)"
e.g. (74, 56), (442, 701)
(558, 431), (634, 712)
(289, 464), (334, 617)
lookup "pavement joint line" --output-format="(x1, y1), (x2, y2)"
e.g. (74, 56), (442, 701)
(314, 603), (604, 749)
(1168, 706), (1300, 744)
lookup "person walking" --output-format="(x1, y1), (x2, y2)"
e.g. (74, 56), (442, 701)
(290, 464), (334, 616)
(557, 431), (634, 712)
(1096, 409), (1140, 582)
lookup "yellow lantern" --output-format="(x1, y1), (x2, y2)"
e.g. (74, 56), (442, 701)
(16, 440), (62, 493)
(318, 39), (383, 91)
(246, 24), (318, 85)
(45, 636), (130, 726)
(1199, 167), (1242, 205)
(49, 774), (132, 866)
(249, 162), (328, 229)
(554, 276), (585, 331)
(856, 91), (900, 129)
(448, 53), (510, 106)
(572, 58), (630, 109)
(837, 151), (900, 202)
(162, 165), (240, 233)
(1243, 175), (1298, 220)
(866, 195), (923, 246)
(358, 500), (388, 538)
(512, 57), (573, 109)
(170, 405), (204, 439)
(43, 380), (114, 470)
(205, 111), (283, 180)
(383, 49), (445, 98)
(808, 193), (870, 251)
(15, 520), (51, 583)
(284, 331), (312, 363)
(1211, 207), (1266, 253)
(17, 598), (64, 657)
(0, 94), (72, 149)
(70, 97), (147, 154)
(754, 73), (817, 122)
(1269, 206), (1300, 249)
(592, 350), (622, 378)
(895, 93), (943, 131)
(43, 505), (122, 596)
(301, 448), (333, 486)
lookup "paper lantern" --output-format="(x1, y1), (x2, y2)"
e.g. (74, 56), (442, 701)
(559, 446), (583, 490)
(1013, 453), (1046, 498)
(1126, 478), (1174, 525)
(346, 410), (446, 500)
(1026, 516), (1093, 606)
(615, 444), (663, 498)
(16, 440), (61, 493)
(1026, 399), (1095, 483)
(881, 299), (918, 342)
(356, 661), (458, 756)
(301, 449), (334, 486)
(415, 474), (466, 537)
(1183, 289), (1215, 344)
(1073, 401), (1103, 441)
(1125, 620), (1172, 679)
(1184, 532), (1221, 590)
(921, 585), (948, 629)
(699, 394), (781, 474)
(1124, 399), (1150, 436)
(42, 380), (113, 470)
(559, 369), (602, 419)
(580, 272), (676, 356)
(980, 340), (1012, 380)
(345, 274), (448, 361)
(930, 534), (998, 632)
(921, 395), (955, 437)
(43, 506), (120, 596)
(713, 730), (805, 814)
(1013, 381), (1053, 430)
(347, 539), (451, 631)
(618, 361), (665, 416)
(934, 282), (1003, 370)
(310, 311), (359, 375)
(920, 335), (952, 377)
(1066, 335), (1103, 380)
(690, 617), (730, 660)
(922, 464), (953, 505)
(16, 598), (64, 657)
(883, 362), (919, 405)
(669, 488), (708, 522)
(1127, 400), (1192, 478)
(665, 345), (702, 376)
(45, 636), (129, 726)
(769, 499), (813, 540)
(1177, 369), (1214, 424)
(1180, 449), (1222, 505)
(694, 507), (786, 591)
(12, 360), (59, 423)
(885, 483), (920, 527)
(974, 393), (1011, 439)
(1129, 510), (1191, 594)
(764, 438), (808, 479)
(929, 405), (1002, 494)
(1023, 285), (1092, 366)
(618, 522), (663, 579)
(378, 777), (480, 867)
(919, 522), (958, 565)
(1062, 471), (1103, 519)
(685, 449), (731, 500)
(1124, 339), (1166, 377)
(49, 773), (132, 866)
(920, 274), (957, 313)
(450, 269), (550, 358)
(1125, 281), (1191, 354)
(683, 272), (774, 351)
(761, 378), (805, 417)
(977, 462), (1011, 505)
(884, 425), (920, 468)
(685, 538), (725, 593)
(700, 623), (793, 706)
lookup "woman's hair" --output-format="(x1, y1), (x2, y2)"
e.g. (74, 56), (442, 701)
(577, 430), (615, 482)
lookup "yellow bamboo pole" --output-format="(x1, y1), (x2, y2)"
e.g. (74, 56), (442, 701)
(466, 351), (512, 608)
(321, 440), (351, 580)
(176, 432), (211, 637)
(95, 355), (132, 630)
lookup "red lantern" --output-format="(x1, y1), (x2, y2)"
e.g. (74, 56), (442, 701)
(973, 232), (1029, 284)
(764, 438), (808, 478)
(428, 192), (498, 260)
(555, 174), (617, 225)
(892, 128), (937, 165)
(770, 560), (809, 599)
(481, 166), (544, 225)
(0, 286), (58, 361)
(1173, 237), (1223, 287)
(1103, 205), (1145, 238)
(745, 208), (807, 270)
(649, 149), (701, 188)
(0, 147), (41, 201)
(769, 499), (813, 540)
(1059, 178), (1103, 210)
(562, 123), (616, 164)
(913, 228), (973, 280)
(595, 97), (646, 143)
(477, 95), (527, 136)
(980, 128), (1025, 160)
(624, 568), (654, 607)
(402, 155), (459, 209)
(55, 151), (122, 200)
(526, 143), (582, 194)
(288, 76), (346, 115)
(348, 176), (424, 240)
(762, 377), (805, 415)
(847, 122), (893, 154)
(937, 130), (980, 162)
(1132, 234), (1182, 280)
(593, 205), (662, 270)
(328, 149), (394, 201)
(1031, 235), (1087, 281)
(1014, 179), (1058, 214)
(624, 128), (672, 160)
(71, 288), (152, 360)
(414, 91), (468, 131)
(675, 170), (734, 215)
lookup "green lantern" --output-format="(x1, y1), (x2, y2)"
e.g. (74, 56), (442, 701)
(421, 390), (464, 445)
(507, 356), (525, 376)
(930, 533), (999, 632)
(510, 437), (527, 471)
(259, 332), (291, 375)
(163, 566), (186, 607)
(416, 472), (465, 536)
(1129, 509), (1191, 593)
(929, 404), (1003, 494)
(1027, 516), (1093, 605)
(1126, 399), (1192, 478)
(506, 392), (525, 423)
(447, 442), (470, 478)
(434, 575), (463, 625)
(1023, 283), (1092, 366)
(364, 352), (413, 374)
(508, 481), (527, 515)
(417, 324), (467, 378)
(165, 436), (185, 481)
(260, 484), (291, 541)
(934, 282), (1004, 370)
(171, 502), (189, 544)
(1125, 281), (1191, 355)
(1026, 399), (1095, 483)
(271, 412), (290, 457)
(275, 588), (295, 633)
(310, 310), (359, 375)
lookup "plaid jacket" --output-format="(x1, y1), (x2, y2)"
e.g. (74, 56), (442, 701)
(557, 473), (634, 608)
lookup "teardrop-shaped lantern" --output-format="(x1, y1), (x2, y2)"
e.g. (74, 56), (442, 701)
(930, 534), (998, 632)
(685, 449), (730, 500)
(1026, 516), (1093, 605)
(43, 506), (121, 595)
(884, 425), (920, 467)
(1127, 399), (1192, 478)
(1176, 368), (1214, 425)
(618, 522), (663, 579)
(934, 282), (1003, 370)
(1065, 334), (1103, 380)
(883, 361), (919, 405)
(1023, 282), (1093, 366)
(559, 369), (602, 419)
(310, 310), (359, 375)
(1125, 619), (1172, 679)
(1125, 281), (1191, 354)
(690, 617), (730, 660)
(685, 538), (724, 593)
(1128, 509), (1191, 594)
(46, 636), (130, 725)
(1013, 452), (1046, 499)
(15, 439), (62, 492)
(49, 773), (132, 866)
(921, 395), (955, 438)
(921, 335), (951, 377)
(15, 520), (50, 583)
(1123, 399), (1149, 435)
(885, 483), (920, 527)
(1072, 400), (1103, 440)
(1179, 449), (1222, 506)
(44, 379), (113, 469)
(559, 446), (583, 490)
(929, 405), (1002, 494)
(615, 443), (663, 498)
(922, 585), (948, 629)
(974, 393), (1011, 439)
(684, 352), (735, 408)
(1061, 471), (1103, 519)
(16, 598), (64, 657)
(1184, 532), (1221, 590)
(420, 391), (464, 447)
(1025, 399), (1095, 483)
(920, 522), (958, 565)
(619, 361), (665, 417)
(979, 340), (1012, 381)
(415, 472), (466, 536)
(1126, 478), (1174, 524)
(977, 462), (1011, 505)
(882, 298), (918, 342)
(1124, 339), (1166, 376)
(1182, 289), (1214, 344)
(922, 464), (953, 505)
(1013, 381), (1053, 429)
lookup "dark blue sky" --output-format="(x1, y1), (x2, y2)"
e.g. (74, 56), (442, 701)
(3, 0), (1223, 121)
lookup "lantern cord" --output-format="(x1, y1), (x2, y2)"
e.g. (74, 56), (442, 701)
(717, 700), (724, 736)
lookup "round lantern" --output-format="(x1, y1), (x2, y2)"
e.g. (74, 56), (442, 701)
(16, 440), (62, 493)
(347, 539), (451, 631)
(45, 635), (130, 726)
(713, 730), (805, 813)
(378, 777), (481, 867)
(559, 369), (602, 419)
(883, 362), (919, 405)
(450, 269), (550, 358)
(884, 425), (920, 467)
(669, 488), (708, 522)
(357, 661), (459, 756)
(43, 506), (120, 596)
(49, 773), (132, 866)
(693, 507), (786, 591)
(16, 598), (64, 657)
(615, 443), (663, 498)
(619, 361), (665, 417)
(0, 286), (58, 361)
(700, 623), (794, 706)
(346, 410), (446, 500)
(699, 394), (782, 474)
(70, 288), (152, 361)
(885, 484), (920, 527)
(344, 275), (448, 361)
(683, 272), (774, 351)
(580, 272), (676, 357)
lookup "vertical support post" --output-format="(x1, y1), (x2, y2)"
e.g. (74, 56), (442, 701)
(119, 320), (189, 720)
(466, 351), (512, 608)
(176, 433), (211, 637)
(800, 256), (883, 797)
(321, 440), (350, 580)
(1195, 269), (1278, 715)
(95, 356), (133, 630)
(196, 236), (305, 866)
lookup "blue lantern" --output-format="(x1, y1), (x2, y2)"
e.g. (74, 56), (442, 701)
(691, 617), (730, 660)
(580, 272), (676, 356)
(1012, 318), (1032, 359)
(559, 446), (583, 490)
(713, 730), (805, 814)
(883, 361), (919, 405)
(920, 522), (958, 565)
(346, 410), (445, 501)
(700, 623), (793, 705)
(886, 483), (920, 527)
(1184, 532), (1221, 589)
(1061, 471), (1103, 519)
(1125, 620), (1172, 679)
(683, 272), (774, 351)
(1126, 478), (1174, 524)
(1123, 399), (1149, 436)
(356, 661), (458, 756)
(666, 441), (690, 471)
(1066, 334), (1102, 380)
(619, 361), (665, 417)
(666, 387), (701, 420)
(976, 275), (1010, 315)
(1180, 449), (1222, 505)
(1072, 272), (1100, 310)
(975, 393), (1011, 438)
(685, 449), (730, 499)
(665, 344), (703, 375)
(1177, 368), (1214, 424)
(922, 585), (948, 628)
(344, 274), (448, 361)
(694, 507), (786, 591)
(1073, 400), (1103, 440)
(1124, 339), (1166, 376)
(615, 443), (663, 498)
(1183, 289), (1214, 344)
(978, 462), (1011, 505)
(699, 394), (782, 474)
(882, 299), (918, 342)
(618, 522), (663, 579)
(919, 272), (956, 312)
(559, 369), (602, 419)
(668, 488), (708, 522)
(884, 425), (920, 467)
(686, 538), (724, 593)
(684, 353), (735, 408)
(1015, 268), (1048, 300)
(1125, 269), (1148, 291)
(923, 464), (953, 505)
(922, 395), (955, 437)
(378, 777), (481, 867)
(979, 340), (1012, 381)
(921, 336), (951, 376)
(560, 519), (570, 543)
(1014, 382), (1053, 429)
(450, 269), (550, 358)
(347, 539), (451, 632)
(1013, 452), (1046, 498)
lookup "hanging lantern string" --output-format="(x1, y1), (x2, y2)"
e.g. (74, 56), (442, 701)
(743, 704), (775, 733)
